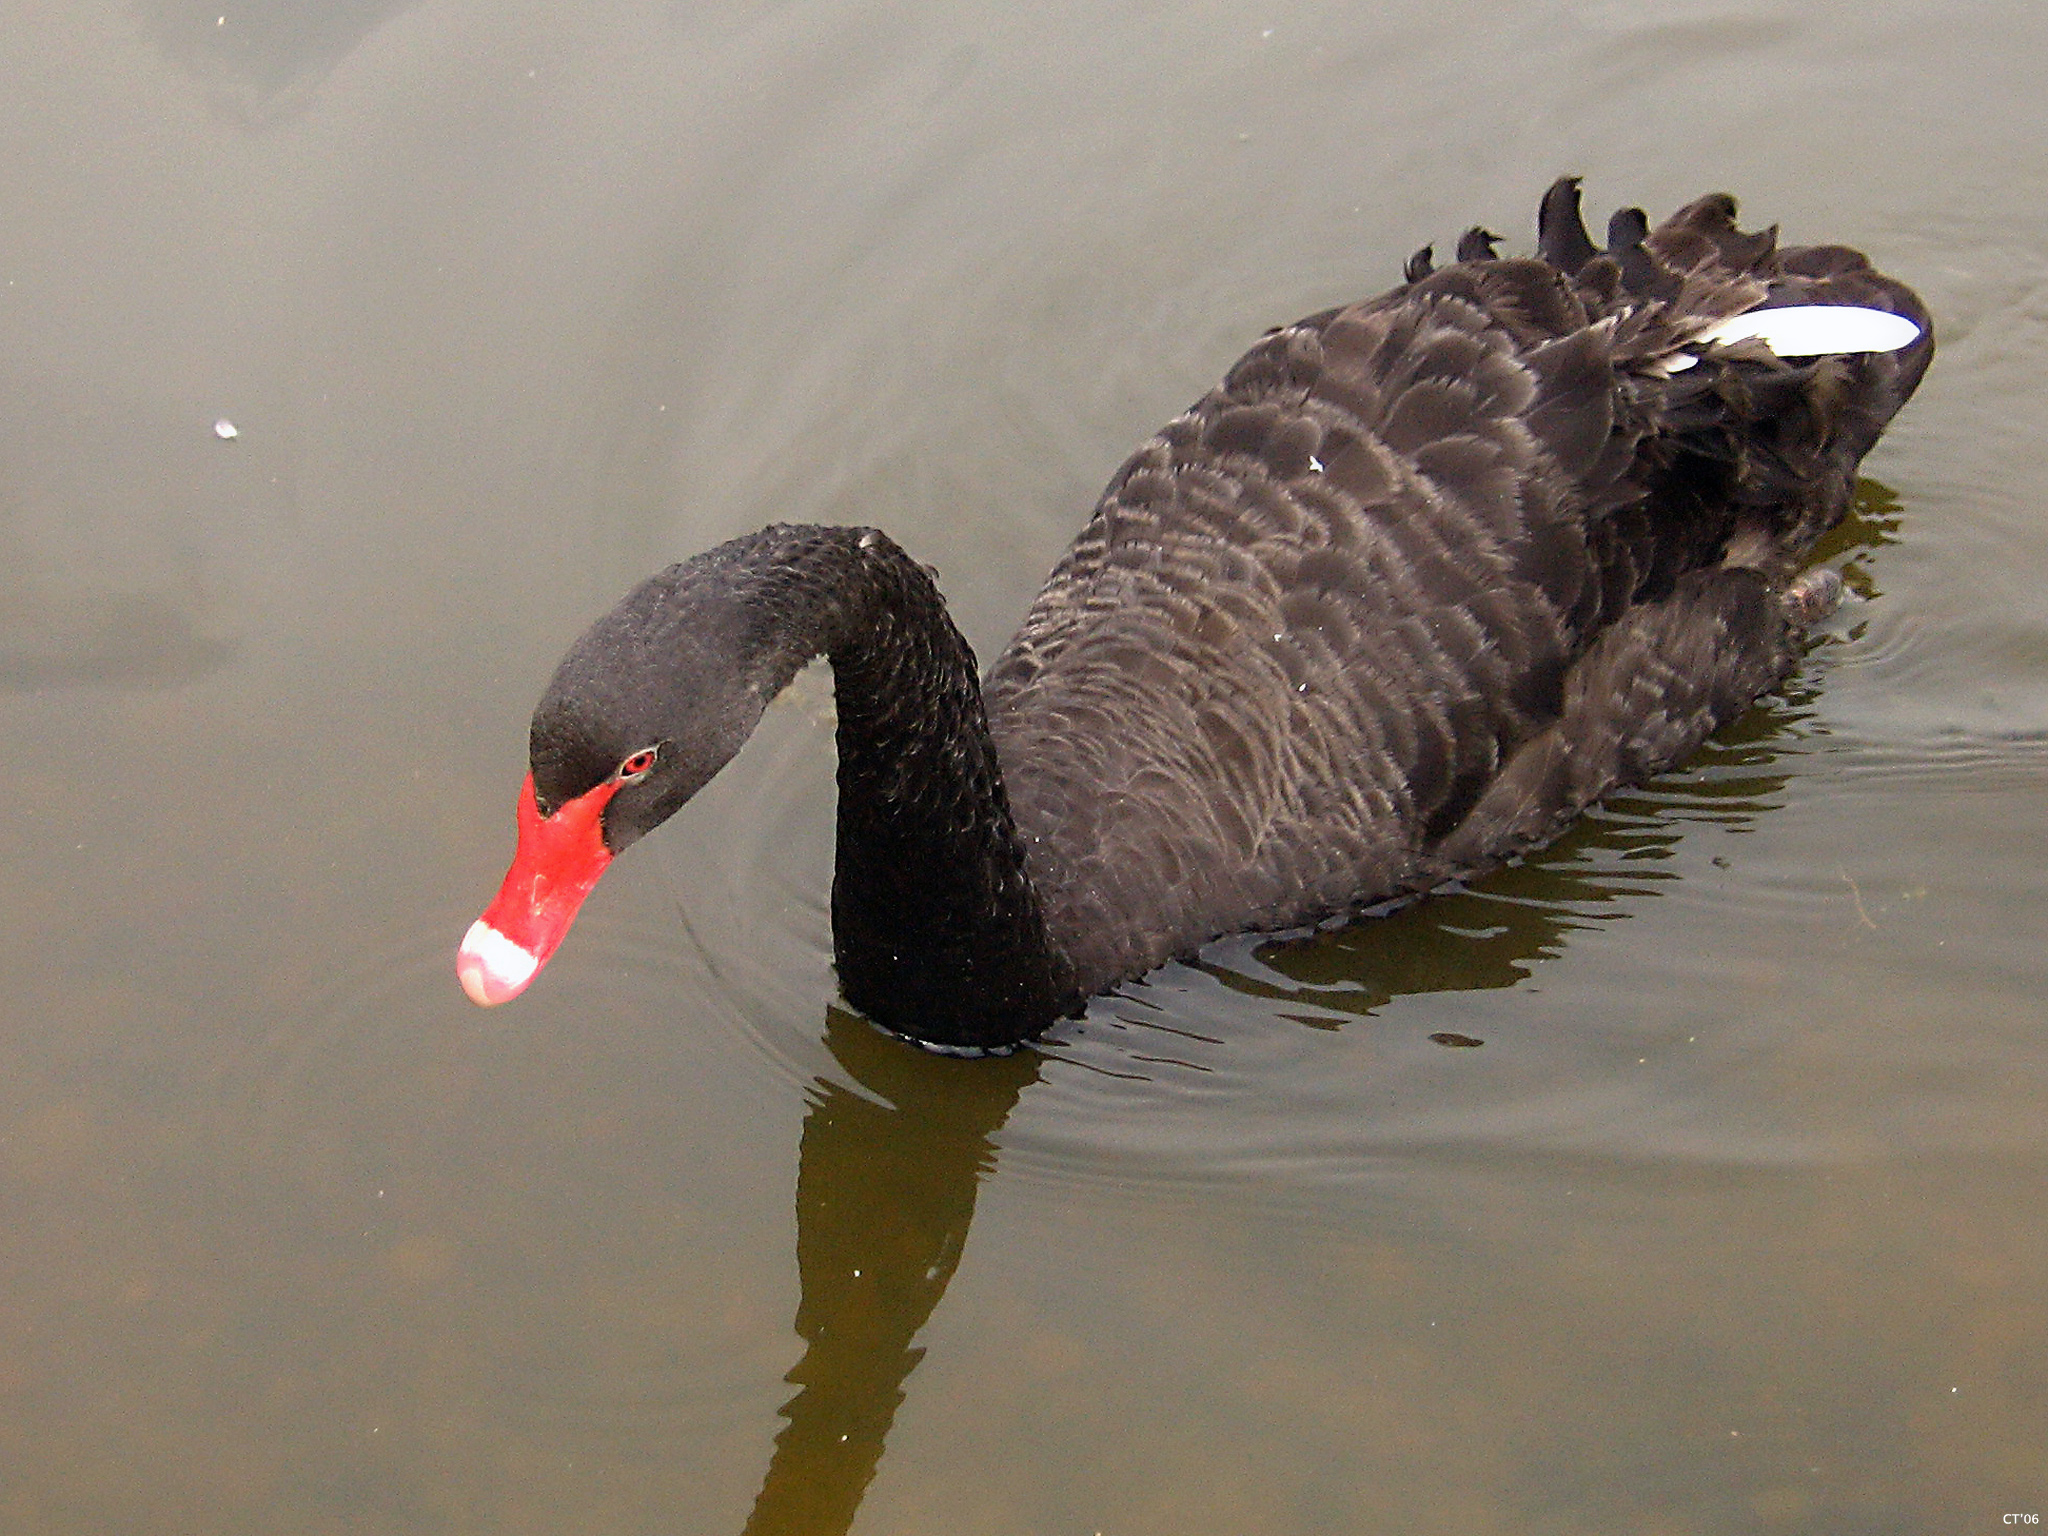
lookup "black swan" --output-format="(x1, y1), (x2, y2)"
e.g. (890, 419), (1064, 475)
(458, 179), (1931, 1054)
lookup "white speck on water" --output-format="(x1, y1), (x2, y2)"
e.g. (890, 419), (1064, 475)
(213, 418), (237, 440)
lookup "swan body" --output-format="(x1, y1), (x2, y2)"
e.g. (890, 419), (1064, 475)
(459, 179), (1931, 1053)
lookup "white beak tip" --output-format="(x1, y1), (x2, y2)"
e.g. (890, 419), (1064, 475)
(456, 919), (540, 1006)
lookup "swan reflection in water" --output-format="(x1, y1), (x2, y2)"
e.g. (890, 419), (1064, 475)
(732, 482), (1901, 1532)
(739, 799), (1730, 1531)
(741, 1012), (1038, 1536)
(733, 484), (1898, 1532)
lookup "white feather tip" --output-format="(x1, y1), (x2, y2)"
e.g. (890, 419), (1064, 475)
(1660, 305), (1922, 373)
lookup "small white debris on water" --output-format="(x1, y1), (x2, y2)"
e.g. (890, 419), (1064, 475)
(213, 418), (237, 439)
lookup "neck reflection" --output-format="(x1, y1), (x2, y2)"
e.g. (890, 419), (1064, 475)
(742, 1010), (1037, 1536)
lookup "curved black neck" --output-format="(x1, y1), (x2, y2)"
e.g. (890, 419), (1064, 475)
(733, 525), (1074, 1052)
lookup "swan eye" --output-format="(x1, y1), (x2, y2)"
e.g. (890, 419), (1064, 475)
(616, 747), (658, 783)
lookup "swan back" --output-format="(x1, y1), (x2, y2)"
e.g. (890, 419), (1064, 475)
(983, 183), (1931, 994)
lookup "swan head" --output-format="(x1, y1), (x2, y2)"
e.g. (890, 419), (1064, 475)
(458, 558), (773, 1006)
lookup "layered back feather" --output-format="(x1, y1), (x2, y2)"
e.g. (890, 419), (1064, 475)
(981, 180), (1931, 996)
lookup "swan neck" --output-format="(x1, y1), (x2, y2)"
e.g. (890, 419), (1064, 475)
(758, 526), (1072, 1051)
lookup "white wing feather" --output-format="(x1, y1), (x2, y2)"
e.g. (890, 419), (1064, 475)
(1659, 305), (1922, 373)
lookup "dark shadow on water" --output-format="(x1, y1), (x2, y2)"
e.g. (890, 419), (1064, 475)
(738, 480), (1901, 1533)
(134, 0), (424, 122)
(0, 589), (237, 690)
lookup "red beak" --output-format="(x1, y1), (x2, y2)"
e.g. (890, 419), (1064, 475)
(457, 774), (616, 1006)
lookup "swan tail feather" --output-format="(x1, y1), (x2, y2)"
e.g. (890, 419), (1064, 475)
(1537, 176), (1600, 274)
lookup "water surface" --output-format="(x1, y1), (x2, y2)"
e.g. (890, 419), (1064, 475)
(1, 1), (2043, 1532)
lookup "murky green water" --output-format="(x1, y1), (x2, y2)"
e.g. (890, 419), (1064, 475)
(2, 1), (2042, 1531)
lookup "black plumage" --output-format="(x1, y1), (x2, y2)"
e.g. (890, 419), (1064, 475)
(521, 179), (1932, 1053)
